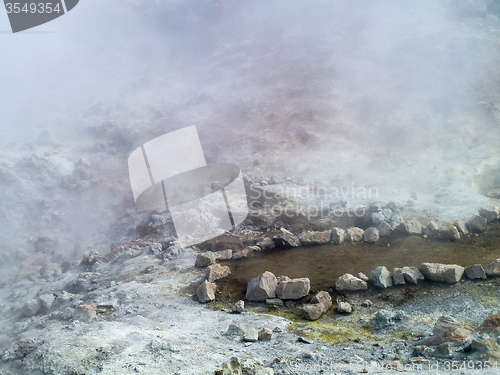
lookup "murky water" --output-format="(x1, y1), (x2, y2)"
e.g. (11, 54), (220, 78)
(219, 222), (500, 299)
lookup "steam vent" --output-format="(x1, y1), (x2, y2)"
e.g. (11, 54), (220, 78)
(1, 1), (500, 374)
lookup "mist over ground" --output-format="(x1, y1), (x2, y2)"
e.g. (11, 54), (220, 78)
(0, 0), (499, 273)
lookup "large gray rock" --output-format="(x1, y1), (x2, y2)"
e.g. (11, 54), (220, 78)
(371, 212), (385, 226)
(301, 303), (325, 321)
(454, 220), (469, 235)
(484, 259), (500, 276)
(214, 249), (233, 260)
(464, 264), (487, 280)
(195, 252), (217, 268)
(310, 291), (332, 312)
(363, 227), (379, 243)
(429, 315), (472, 346)
(396, 218), (422, 235)
(205, 264), (231, 282)
(39, 294), (56, 311)
(246, 271), (278, 301)
(427, 221), (460, 241)
(467, 214), (488, 233)
(331, 227), (345, 245)
(377, 221), (393, 237)
(345, 227), (364, 242)
(197, 280), (216, 303)
(369, 266), (393, 289)
(392, 268), (405, 285)
(335, 273), (368, 291)
(419, 263), (464, 283)
(22, 298), (41, 317)
(479, 206), (500, 223)
(276, 228), (300, 247)
(298, 231), (331, 245)
(401, 266), (424, 284)
(275, 277), (310, 300)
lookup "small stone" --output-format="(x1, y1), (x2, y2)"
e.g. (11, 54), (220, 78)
(276, 277), (310, 300)
(392, 268), (405, 285)
(478, 206), (500, 222)
(361, 299), (372, 307)
(258, 328), (272, 341)
(266, 298), (284, 308)
(337, 302), (352, 314)
(467, 214), (488, 233)
(396, 218), (423, 235)
(298, 231), (331, 245)
(205, 264), (231, 282)
(345, 227), (364, 242)
(195, 252), (216, 268)
(231, 300), (245, 314)
(401, 266), (425, 284)
(276, 228), (300, 247)
(363, 227), (379, 243)
(73, 304), (97, 323)
(214, 249), (233, 260)
(370, 266), (393, 289)
(464, 264), (487, 280)
(197, 280), (216, 303)
(243, 329), (259, 342)
(484, 259), (500, 276)
(256, 237), (275, 251)
(419, 263), (464, 284)
(331, 227), (345, 245)
(356, 272), (369, 281)
(377, 221), (393, 237)
(246, 271), (278, 301)
(298, 337), (314, 344)
(23, 298), (41, 317)
(335, 273), (368, 291)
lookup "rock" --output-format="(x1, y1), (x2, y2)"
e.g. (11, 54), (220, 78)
(275, 228), (300, 247)
(243, 329), (259, 342)
(370, 266), (393, 289)
(377, 222), (393, 237)
(467, 214), (488, 233)
(363, 227), (380, 243)
(337, 302), (352, 314)
(362, 299), (372, 307)
(484, 259), (500, 276)
(429, 315), (472, 346)
(232, 249), (249, 259)
(301, 303), (325, 321)
(331, 227), (345, 245)
(276, 277), (310, 300)
(241, 358), (274, 375)
(298, 231), (331, 245)
(246, 245), (261, 253)
(433, 342), (452, 358)
(470, 339), (500, 363)
(232, 300), (244, 314)
(310, 291), (332, 312)
(266, 298), (284, 308)
(163, 245), (180, 260)
(214, 357), (242, 375)
(392, 268), (405, 285)
(419, 263), (464, 283)
(345, 227), (364, 242)
(246, 271), (278, 301)
(258, 328), (272, 341)
(427, 221), (460, 241)
(475, 312), (500, 335)
(356, 272), (369, 282)
(22, 298), (41, 317)
(373, 310), (404, 330)
(205, 264), (231, 282)
(335, 273), (368, 291)
(195, 252), (216, 268)
(273, 326), (282, 333)
(454, 220), (469, 235)
(371, 212), (385, 225)
(197, 280), (216, 303)
(39, 294), (56, 311)
(256, 237), (275, 251)
(401, 266), (424, 284)
(479, 206), (499, 222)
(214, 249), (233, 260)
(464, 264), (487, 280)
(73, 304), (97, 323)
(298, 337), (314, 344)
(149, 243), (162, 255)
(396, 218), (423, 235)
(223, 324), (246, 336)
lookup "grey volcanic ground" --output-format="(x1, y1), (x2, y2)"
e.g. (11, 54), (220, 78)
(1, 1), (500, 374)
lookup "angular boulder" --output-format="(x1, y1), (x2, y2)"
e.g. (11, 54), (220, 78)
(195, 252), (217, 268)
(245, 271), (278, 301)
(205, 264), (231, 282)
(256, 237), (275, 251)
(484, 259), (500, 276)
(464, 264), (487, 280)
(429, 315), (472, 346)
(467, 214), (488, 233)
(311, 291), (332, 312)
(479, 206), (500, 222)
(345, 227), (364, 242)
(401, 266), (424, 284)
(335, 273), (368, 291)
(396, 218), (423, 235)
(197, 280), (216, 303)
(275, 228), (300, 247)
(419, 263), (464, 284)
(301, 303), (325, 321)
(377, 221), (393, 237)
(276, 277), (310, 300)
(392, 268), (405, 285)
(331, 227), (345, 245)
(370, 266), (393, 289)
(363, 227), (379, 243)
(298, 230), (331, 245)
